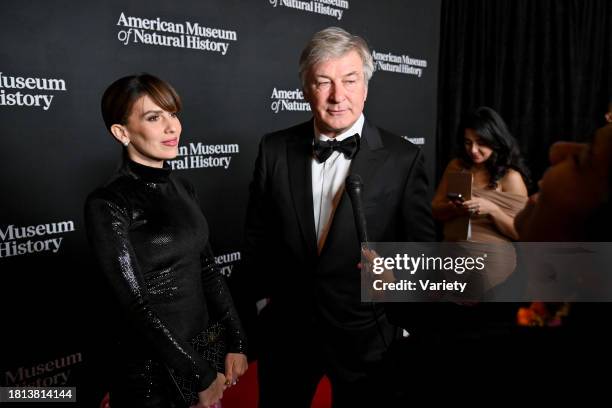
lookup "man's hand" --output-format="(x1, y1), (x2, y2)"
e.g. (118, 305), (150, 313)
(358, 247), (395, 300)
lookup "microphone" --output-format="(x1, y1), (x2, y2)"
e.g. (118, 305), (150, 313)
(347, 175), (388, 348)
(345, 174), (369, 247)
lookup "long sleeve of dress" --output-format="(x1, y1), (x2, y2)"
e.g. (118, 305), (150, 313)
(85, 189), (217, 392)
(180, 179), (248, 355)
(200, 244), (248, 354)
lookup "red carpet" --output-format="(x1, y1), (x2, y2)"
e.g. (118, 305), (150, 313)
(223, 361), (331, 408)
(100, 361), (332, 408)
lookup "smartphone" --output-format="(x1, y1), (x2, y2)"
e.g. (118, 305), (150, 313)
(447, 192), (464, 202)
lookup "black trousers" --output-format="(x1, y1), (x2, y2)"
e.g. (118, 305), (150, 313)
(257, 307), (400, 408)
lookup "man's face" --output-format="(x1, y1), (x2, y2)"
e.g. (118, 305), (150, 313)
(515, 125), (612, 241)
(304, 50), (368, 138)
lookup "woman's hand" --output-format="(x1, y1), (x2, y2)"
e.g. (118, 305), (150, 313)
(462, 197), (499, 216)
(224, 353), (248, 386)
(449, 198), (471, 216)
(198, 373), (227, 407)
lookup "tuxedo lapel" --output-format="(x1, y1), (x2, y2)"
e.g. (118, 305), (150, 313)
(286, 121), (318, 259)
(348, 120), (388, 190)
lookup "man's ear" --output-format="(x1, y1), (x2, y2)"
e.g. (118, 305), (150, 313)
(605, 112), (612, 124)
(110, 124), (130, 145)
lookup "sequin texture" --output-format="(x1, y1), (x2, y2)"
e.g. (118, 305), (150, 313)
(85, 159), (246, 405)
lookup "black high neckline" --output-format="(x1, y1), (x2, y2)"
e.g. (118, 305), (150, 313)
(126, 159), (171, 183)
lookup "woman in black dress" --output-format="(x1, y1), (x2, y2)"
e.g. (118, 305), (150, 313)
(85, 74), (247, 407)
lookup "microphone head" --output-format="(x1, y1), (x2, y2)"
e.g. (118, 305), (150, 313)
(346, 174), (363, 190)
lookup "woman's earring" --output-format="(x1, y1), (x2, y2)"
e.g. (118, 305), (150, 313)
(123, 140), (130, 147)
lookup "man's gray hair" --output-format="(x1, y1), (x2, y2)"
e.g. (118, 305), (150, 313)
(299, 27), (374, 89)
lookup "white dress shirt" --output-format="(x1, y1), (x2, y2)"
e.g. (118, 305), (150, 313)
(312, 114), (365, 253)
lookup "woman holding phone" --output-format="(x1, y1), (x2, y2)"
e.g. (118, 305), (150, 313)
(433, 107), (529, 239)
(432, 106), (529, 295)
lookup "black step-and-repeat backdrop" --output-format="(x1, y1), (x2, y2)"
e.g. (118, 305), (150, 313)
(1, 0), (440, 401)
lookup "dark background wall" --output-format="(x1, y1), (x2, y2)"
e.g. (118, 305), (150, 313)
(437, 0), (611, 185)
(0, 0), (441, 402)
(5, 0), (609, 403)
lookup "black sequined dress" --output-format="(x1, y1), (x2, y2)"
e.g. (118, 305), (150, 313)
(85, 159), (246, 407)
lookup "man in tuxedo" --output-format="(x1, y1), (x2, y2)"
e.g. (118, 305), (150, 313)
(241, 27), (435, 407)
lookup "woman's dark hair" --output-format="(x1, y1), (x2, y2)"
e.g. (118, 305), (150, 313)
(456, 106), (531, 189)
(101, 73), (182, 133)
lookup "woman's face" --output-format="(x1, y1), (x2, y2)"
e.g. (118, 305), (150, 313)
(515, 125), (612, 241)
(120, 94), (181, 167)
(464, 128), (493, 165)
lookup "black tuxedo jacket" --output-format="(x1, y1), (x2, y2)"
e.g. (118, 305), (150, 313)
(241, 119), (435, 333)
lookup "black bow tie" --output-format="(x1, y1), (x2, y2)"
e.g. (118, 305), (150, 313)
(313, 134), (360, 163)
